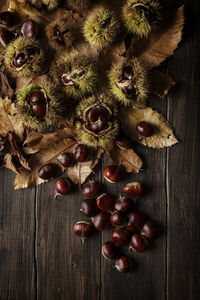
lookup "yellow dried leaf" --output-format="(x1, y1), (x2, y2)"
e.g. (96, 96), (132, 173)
(120, 107), (178, 148)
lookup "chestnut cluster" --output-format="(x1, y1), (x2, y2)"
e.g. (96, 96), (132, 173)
(74, 177), (159, 273)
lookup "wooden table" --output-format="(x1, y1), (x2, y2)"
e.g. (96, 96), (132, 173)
(0, 0), (200, 299)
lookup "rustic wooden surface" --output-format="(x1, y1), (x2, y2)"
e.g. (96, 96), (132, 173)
(0, 0), (200, 299)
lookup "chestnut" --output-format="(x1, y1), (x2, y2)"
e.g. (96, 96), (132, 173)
(0, 11), (15, 27)
(89, 120), (108, 134)
(136, 122), (154, 137)
(82, 181), (102, 199)
(38, 163), (60, 180)
(125, 211), (145, 232)
(92, 212), (110, 231)
(123, 182), (142, 198)
(55, 178), (72, 195)
(116, 133), (132, 150)
(81, 199), (99, 217)
(103, 165), (123, 183)
(110, 212), (126, 228)
(14, 52), (29, 69)
(0, 28), (15, 47)
(74, 144), (88, 162)
(123, 66), (134, 80)
(29, 91), (46, 104)
(87, 106), (110, 123)
(114, 197), (133, 213)
(115, 256), (132, 273)
(96, 193), (114, 212)
(141, 220), (158, 240)
(32, 102), (46, 118)
(57, 152), (73, 167)
(102, 241), (119, 259)
(74, 221), (94, 241)
(130, 233), (149, 252)
(111, 228), (130, 246)
(21, 20), (38, 38)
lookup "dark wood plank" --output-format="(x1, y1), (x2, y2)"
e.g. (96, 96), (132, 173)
(167, 0), (200, 299)
(0, 169), (36, 300)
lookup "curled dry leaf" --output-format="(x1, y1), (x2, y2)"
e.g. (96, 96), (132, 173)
(106, 146), (143, 173)
(148, 71), (176, 98)
(126, 6), (184, 69)
(66, 148), (104, 184)
(120, 107), (178, 148)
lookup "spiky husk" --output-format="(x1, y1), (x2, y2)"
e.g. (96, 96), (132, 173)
(108, 58), (148, 107)
(16, 83), (65, 129)
(13, 0), (58, 15)
(83, 7), (120, 50)
(122, 0), (161, 38)
(4, 36), (45, 78)
(46, 16), (73, 51)
(75, 94), (119, 148)
(67, 0), (90, 10)
(50, 50), (98, 99)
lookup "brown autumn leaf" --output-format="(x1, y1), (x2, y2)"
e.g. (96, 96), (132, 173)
(106, 146), (143, 173)
(66, 148), (104, 184)
(148, 71), (176, 98)
(126, 6), (184, 68)
(120, 107), (178, 148)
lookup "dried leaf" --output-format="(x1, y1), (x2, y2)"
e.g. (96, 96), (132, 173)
(14, 137), (77, 189)
(106, 146), (143, 173)
(120, 107), (178, 148)
(126, 6), (184, 68)
(66, 148), (104, 184)
(148, 71), (176, 98)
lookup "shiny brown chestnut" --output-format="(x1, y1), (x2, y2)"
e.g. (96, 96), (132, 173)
(136, 121), (154, 137)
(115, 256), (132, 273)
(0, 11), (15, 27)
(21, 20), (38, 38)
(123, 66), (134, 80)
(141, 220), (158, 240)
(74, 144), (88, 162)
(0, 28), (15, 47)
(82, 181), (102, 199)
(114, 196), (133, 213)
(125, 211), (145, 232)
(32, 102), (46, 118)
(38, 163), (60, 180)
(92, 212), (110, 231)
(111, 228), (130, 246)
(103, 165), (123, 183)
(55, 178), (72, 195)
(110, 211), (126, 228)
(96, 193), (114, 212)
(123, 182), (142, 198)
(130, 233), (149, 252)
(81, 199), (99, 217)
(102, 241), (119, 259)
(74, 221), (94, 241)
(29, 91), (46, 104)
(89, 120), (108, 134)
(87, 106), (110, 123)
(57, 152), (73, 168)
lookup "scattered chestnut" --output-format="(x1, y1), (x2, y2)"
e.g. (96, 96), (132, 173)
(0, 28), (15, 47)
(74, 221), (94, 241)
(32, 102), (46, 118)
(102, 241), (119, 259)
(114, 197), (133, 213)
(123, 66), (134, 80)
(115, 133), (132, 150)
(38, 163), (60, 180)
(96, 193), (114, 212)
(115, 256), (132, 273)
(89, 120), (108, 134)
(125, 211), (145, 232)
(81, 199), (99, 217)
(21, 20), (38, 38)
(29, 91), (46, 104)
(103, 165), (123, 183)
(0, 11), (15, 27)
(111, 228), (130, 246)
(87, 106), (110, 123)
(92, 212), (110, 231)
(136, 121), (154, 137)
(130, 233), (149, 252)
(74, 144), (88, 162)
(141, 220), (158, 240)
(110, 212), (126, 228)
(123, 182), (142, 198)
(55, 178), (72, 195)
(82, 181), (102, 199)
(57, 152), (73, 167)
